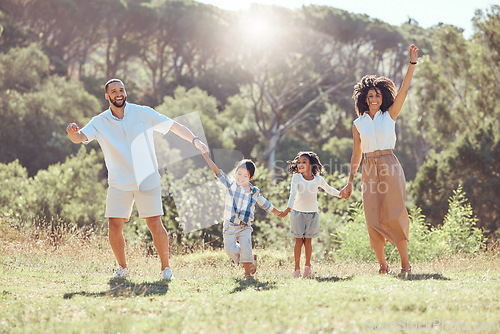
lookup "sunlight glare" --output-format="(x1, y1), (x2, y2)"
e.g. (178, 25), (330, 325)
(243, 17), (274, 47)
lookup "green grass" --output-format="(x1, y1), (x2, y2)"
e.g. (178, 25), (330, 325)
(0, 228), (499, 333)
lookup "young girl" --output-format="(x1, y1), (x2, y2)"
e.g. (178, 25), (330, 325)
(280, 151), (341, 278)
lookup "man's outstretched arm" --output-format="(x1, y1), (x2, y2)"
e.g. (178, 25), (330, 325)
(66, 123), (88, 144)
(169, 122), (209, 154)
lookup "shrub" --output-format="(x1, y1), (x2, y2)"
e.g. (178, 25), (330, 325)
(434, 185), (486, 255)
(331, 203), (376, 262)
(331, 185), (487, 263)
(0, 147), (107, 231)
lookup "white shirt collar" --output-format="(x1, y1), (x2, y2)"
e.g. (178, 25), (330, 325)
(106, 103), (128, 120)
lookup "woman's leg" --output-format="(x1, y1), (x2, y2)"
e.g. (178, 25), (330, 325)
(395, 239), (410, 269)
(373, 242), (389, 271)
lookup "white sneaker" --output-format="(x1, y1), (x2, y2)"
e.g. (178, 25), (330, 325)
(292, 269), (301, 278)
(161, 267), (174, 280)
(113, 265), (130, 278)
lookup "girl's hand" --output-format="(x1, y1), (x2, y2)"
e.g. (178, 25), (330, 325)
(409, 44), (419, 63)
(339, 183), (352, 200)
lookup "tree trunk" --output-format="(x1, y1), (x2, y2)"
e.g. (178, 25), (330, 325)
(265, 123), (280, 182)
(414, 132), (427, 170)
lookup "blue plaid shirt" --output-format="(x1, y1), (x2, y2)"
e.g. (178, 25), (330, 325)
(216, 171), (274, 226)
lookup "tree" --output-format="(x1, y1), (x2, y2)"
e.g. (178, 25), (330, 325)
(0, 0), (108, 77)
(0, 44), (101, 174)
(411, 122), (500, 235)
(223, 5), (351, 178)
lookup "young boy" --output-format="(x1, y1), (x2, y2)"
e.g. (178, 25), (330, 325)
(202, 152), (282, 280)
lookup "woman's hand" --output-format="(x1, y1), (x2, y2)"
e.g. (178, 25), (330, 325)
(339, 183), (353, 200)
(409, 44), (419, 63)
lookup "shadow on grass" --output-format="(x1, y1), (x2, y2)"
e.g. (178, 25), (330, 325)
(314, 275), (354, 283)
(230, 278), (277, 294)
(63, 278), (170, 299)
(392, 273), (451, 281)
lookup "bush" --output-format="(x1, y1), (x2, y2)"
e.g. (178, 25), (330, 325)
(0, 147), (107, 230)
(0, 160), (30, 220)
(331, 185), (487, 263)
(434, 185), (486, 255)
(331, 202), (376, 262)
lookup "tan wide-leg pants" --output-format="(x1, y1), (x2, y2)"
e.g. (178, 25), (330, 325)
(361, 149), (410, 249)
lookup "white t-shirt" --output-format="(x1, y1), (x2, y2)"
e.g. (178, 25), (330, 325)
(286, 173), (340, 213)
(80, 103), (174, 191)
(353, 110), (396, 153)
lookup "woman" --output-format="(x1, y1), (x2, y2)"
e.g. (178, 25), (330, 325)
(339, 44), (419, 275)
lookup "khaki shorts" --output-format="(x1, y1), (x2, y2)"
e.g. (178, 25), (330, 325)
(105, 186), (163, 219)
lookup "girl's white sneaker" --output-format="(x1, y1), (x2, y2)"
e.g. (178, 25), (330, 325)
(292, 269), (301, 278)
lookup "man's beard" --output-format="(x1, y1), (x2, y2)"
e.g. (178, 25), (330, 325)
(111, 95), (126, 108)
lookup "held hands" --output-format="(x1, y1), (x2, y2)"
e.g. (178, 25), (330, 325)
(339, 183), (352, 200)
(409, 44), (419, 63)
(194, 139), (209, 155)
(278, 208), (291, 218)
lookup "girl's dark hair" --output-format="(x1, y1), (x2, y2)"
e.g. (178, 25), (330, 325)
(287, 151), (323, 175)
(352, 75), (397, 117)
(236, 159), (256, 178)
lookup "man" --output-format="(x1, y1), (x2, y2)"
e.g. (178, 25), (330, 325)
(66, 78), (208, 279)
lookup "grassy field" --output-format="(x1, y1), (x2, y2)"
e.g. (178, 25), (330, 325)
(0, 226), (499, 333)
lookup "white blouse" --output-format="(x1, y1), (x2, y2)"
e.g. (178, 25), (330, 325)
(353, 111), (396, 153)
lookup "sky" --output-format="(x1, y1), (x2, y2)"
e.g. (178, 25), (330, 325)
(196, 0), (496, 38)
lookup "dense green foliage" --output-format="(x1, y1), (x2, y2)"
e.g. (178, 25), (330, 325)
(0, 147), (107, 229)
(0, 1), (498, 244)
(333, 186), (486, 263)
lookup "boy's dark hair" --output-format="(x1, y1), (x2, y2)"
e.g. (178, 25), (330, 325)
(104, 78), (124, 92)
(287, 151), (323, 175)
(352, 74), (397, 117)
(236, 159), (256, 178)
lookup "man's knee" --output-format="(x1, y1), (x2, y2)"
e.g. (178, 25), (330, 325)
(146, 216), (165, 235)
(108, 218), (126, 232)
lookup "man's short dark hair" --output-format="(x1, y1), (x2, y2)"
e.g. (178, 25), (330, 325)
(104, 79), (124, 92)
(236, 159), (256, 178)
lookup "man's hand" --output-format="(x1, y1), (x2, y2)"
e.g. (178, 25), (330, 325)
(66, 122), (87, 143)
(66, 122), (80, 135)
